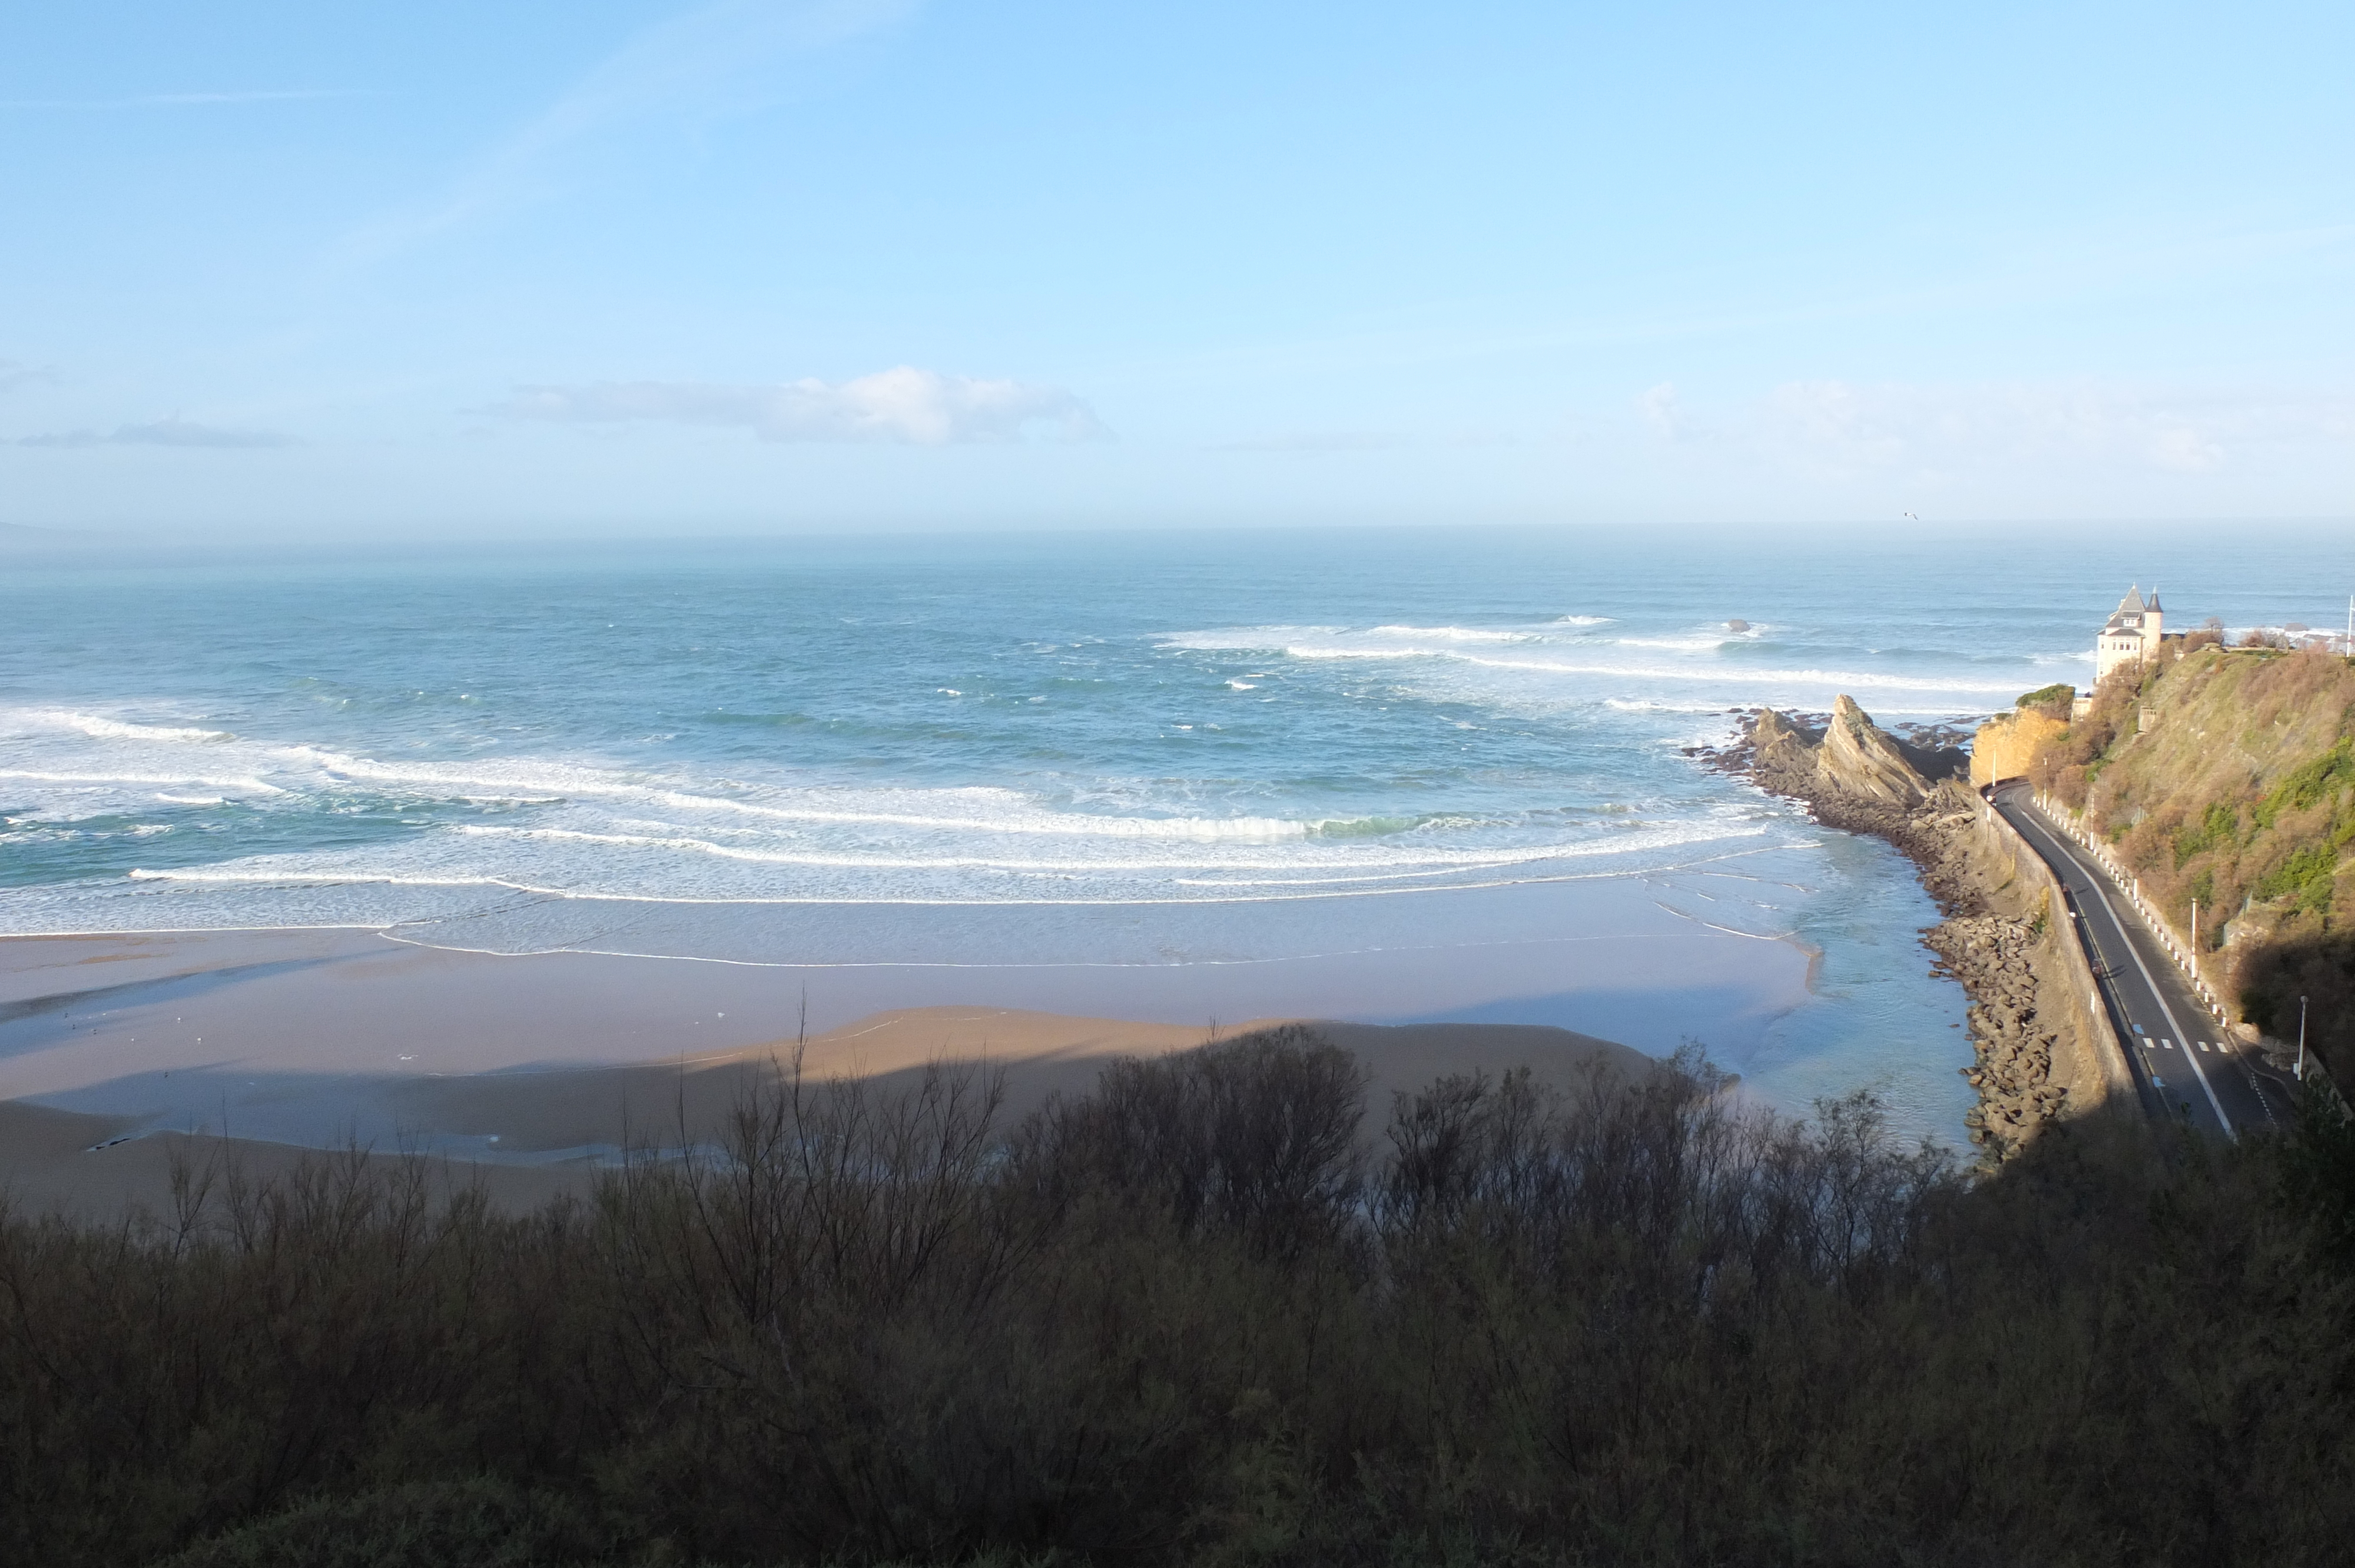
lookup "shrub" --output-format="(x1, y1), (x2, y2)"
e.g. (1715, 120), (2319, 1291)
(151, 1479), (605, 1568)
(5, 1034), (2354, 1567)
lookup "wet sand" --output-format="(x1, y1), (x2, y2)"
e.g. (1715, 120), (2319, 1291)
(2, 913), (1793, 1218)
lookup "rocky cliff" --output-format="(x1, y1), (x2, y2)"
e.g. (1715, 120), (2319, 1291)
(1970, 706), (2069, 789)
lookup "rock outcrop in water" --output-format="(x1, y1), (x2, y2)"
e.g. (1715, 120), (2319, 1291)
(1751, 695), (1956, 808)
(1822, 695), (1936, 805)
(1714, 697), (2098, 1165)
(1741, 698), (1963, 879)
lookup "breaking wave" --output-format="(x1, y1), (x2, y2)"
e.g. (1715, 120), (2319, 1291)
(13, 708), (234, 744)
(0, 554), (2076, 944)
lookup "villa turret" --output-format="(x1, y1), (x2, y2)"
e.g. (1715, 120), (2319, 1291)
(2095, 584), (2168, 682)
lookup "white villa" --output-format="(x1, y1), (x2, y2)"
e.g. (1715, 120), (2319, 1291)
(2095, 585), (2175, 683)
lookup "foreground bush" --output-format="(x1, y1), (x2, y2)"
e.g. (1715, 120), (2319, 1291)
(4, 1028), (2352, 1566)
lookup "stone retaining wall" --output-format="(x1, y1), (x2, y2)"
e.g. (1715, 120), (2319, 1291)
(1966, 793), (2135, 1112)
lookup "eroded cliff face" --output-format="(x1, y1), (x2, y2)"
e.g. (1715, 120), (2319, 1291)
(1970, 707), (2069, 789)
(1737, 698), (2106, 1163)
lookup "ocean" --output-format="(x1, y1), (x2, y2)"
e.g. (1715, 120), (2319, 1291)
(6, 523), (2348, 1143)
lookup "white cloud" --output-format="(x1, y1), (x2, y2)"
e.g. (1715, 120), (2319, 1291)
(18, 418), (298, 450)
(501, 367), (1107, 445)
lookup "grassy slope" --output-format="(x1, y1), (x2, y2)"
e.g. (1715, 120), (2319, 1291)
(2028, 646), (2355, 1072)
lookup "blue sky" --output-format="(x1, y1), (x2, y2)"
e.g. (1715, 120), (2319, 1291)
(3, 0), (2349, 536)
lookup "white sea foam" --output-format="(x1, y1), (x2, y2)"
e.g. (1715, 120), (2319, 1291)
(1610, 634), (1740, 653)
(1364, 624), (1536, 643)
(1262, 646), (2023, 695)
(4, 564), (2052, 952)
(0, 768), (284, 793)
(0, 663), (1926, 939)
(118, 820), (1773, 908)
(1603, 697), (1737, 713)
(113, 865), (1594, 909)
(450, 823), (1348, 872)
(14, 708), (234, 743)
(1166, 624), (2026, 697)
(125, 868), (501, 889)
(1159, 626), (1342, 652)
(283, 748), (1367, 842)
(444, 820), (1710, 876)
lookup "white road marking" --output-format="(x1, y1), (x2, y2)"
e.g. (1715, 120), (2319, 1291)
(2003, 793), (2237, 1137)
(2037, 813), (2233, 1137)
(2197, 1040), (2210, 1052)
(2161, 1039), (2174, 1049)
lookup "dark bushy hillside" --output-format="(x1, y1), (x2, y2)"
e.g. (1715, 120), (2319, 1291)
(4, 1028), (2352, 1567)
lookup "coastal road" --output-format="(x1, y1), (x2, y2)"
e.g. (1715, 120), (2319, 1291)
(1990, 783), (2291, 1139)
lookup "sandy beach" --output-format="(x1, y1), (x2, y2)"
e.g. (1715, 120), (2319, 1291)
(2, 922), (1682, 1218)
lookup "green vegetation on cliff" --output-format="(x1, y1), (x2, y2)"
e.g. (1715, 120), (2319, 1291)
(6, 1034), (2355, 1568)
(2028, 645), (2355, 1072)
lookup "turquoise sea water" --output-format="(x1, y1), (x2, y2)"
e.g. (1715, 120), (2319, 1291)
(5, 524), (2349, 1141)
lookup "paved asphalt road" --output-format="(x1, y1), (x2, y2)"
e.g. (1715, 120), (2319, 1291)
(1991, 782), (2293, 1139)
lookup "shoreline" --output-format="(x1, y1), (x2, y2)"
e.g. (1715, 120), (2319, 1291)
(3, 743), (2001, 1210)
(0, 886), (1811, 1059)
(1705, 702), (2115, 1162)
(0, 895), (1788, 1217)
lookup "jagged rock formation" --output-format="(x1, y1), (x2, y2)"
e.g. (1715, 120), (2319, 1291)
(1728, 697), (2082, 1164)
(1822, 695), (1933, 805)
(1748, 707), (1824, 788)
(1749, 697), (1964, 809)
(1743, 699), (1966, 875)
